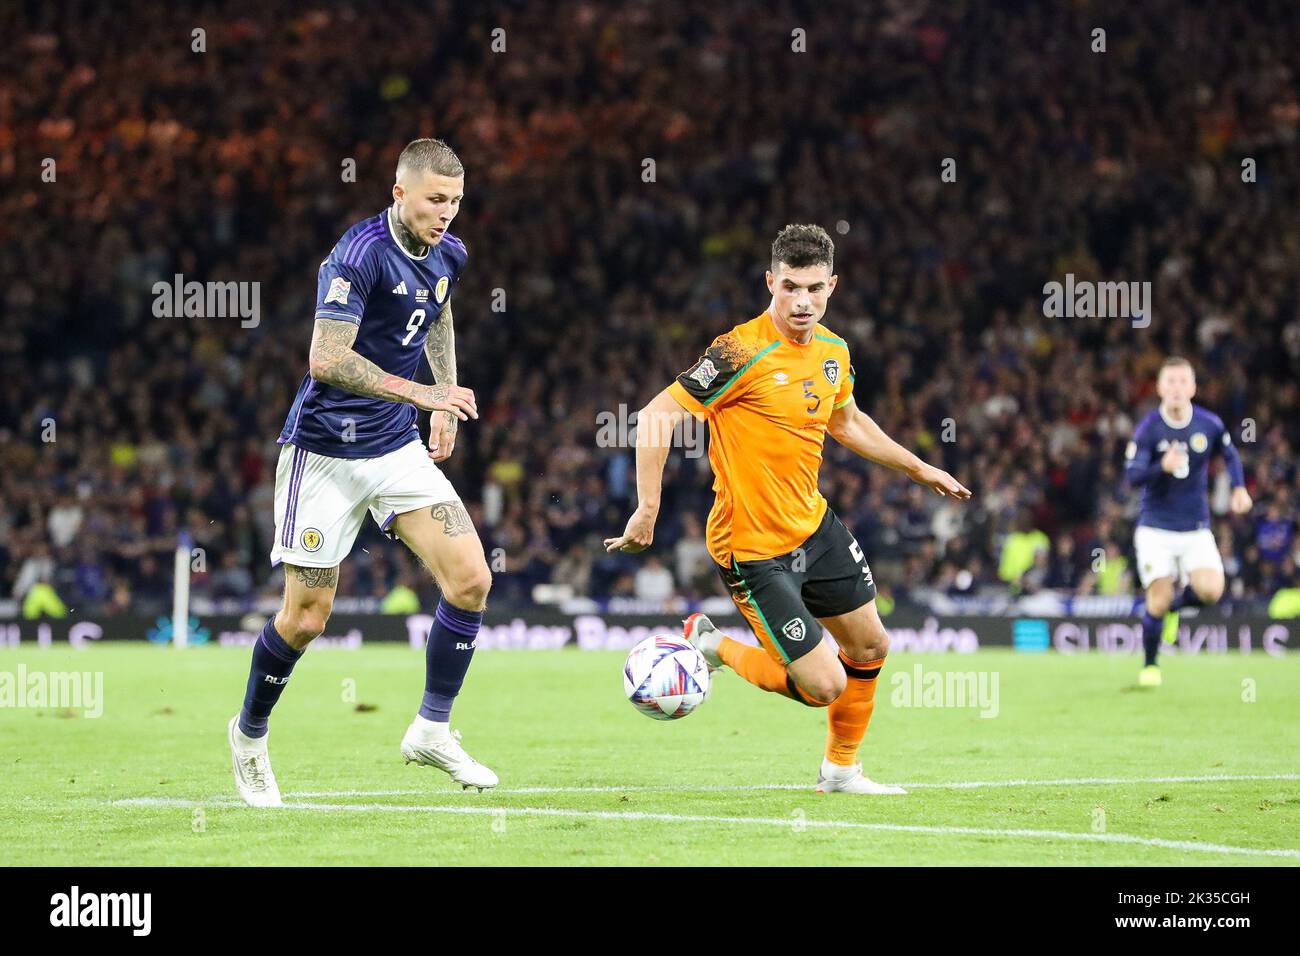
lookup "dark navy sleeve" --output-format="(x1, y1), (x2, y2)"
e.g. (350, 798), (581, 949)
(1124, 416), (1163, 487)
(442, 232), (469, 285)
(314, 247), (381, 326)
(1214, 417), (1246, 488)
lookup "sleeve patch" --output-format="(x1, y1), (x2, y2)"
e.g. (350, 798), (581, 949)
(675, 333), (761, 407)
(324, 277), (352, 305)
(689, 358), (720, 388)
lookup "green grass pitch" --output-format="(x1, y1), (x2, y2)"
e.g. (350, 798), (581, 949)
(1, 642), (1297, 866)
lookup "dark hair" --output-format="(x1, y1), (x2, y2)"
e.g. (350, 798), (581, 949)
(396, 138), (464, 180)
(771, 223), (834, 273)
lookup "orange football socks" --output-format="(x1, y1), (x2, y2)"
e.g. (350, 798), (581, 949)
(825, 653), (884, 766)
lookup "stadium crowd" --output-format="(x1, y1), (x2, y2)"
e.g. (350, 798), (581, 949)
(2, 0), (1298, 616)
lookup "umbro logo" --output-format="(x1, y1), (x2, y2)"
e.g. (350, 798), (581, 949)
(392, 280), (408, 295)
(774, 371), (789, 383)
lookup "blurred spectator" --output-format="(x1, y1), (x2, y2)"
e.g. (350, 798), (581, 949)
(634, 556), (675, 604)
(210, 551), (254, 600)
(673, 514), (712, 598)
(998, 512), (1050, 591)
(1254, 500), (1295, 565)
(381, 574), (421, 615)
(22, 581), (66, 619)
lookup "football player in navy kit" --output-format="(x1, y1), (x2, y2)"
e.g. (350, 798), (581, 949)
(1124, 357), (1252, 686)
(228, 139), (498, 805)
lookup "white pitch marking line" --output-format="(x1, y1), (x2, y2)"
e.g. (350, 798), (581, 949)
(900, 773), (1300, 791)
(110, 797), (1300, 860)
(284, 773), (1300, 798)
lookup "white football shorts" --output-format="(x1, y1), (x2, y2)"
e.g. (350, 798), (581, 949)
(269, 439), (461, 568)
(1133, 525), (1224, 589)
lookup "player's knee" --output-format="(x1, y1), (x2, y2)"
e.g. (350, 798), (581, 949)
(445, 564), (492, 611)
(852, 628), (889, 662)
(1145, 597), (1171, 616)
(1145, 583), (1174, 616)
(1195, 580), (1224, 604)
(277, 601), (332, 644)
(800, 669), (846, 707)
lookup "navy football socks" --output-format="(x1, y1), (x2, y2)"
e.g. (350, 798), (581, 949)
(1140, 610), (1162, 667)
(418, 598), (482, 722)
(1169, 584), (1202, 612)
(238, 619), (303, 738)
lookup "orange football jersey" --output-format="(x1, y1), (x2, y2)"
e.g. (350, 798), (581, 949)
(667, 310), (854, 565)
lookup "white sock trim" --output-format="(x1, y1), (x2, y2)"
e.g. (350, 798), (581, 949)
(234, 724), (269, 751)
(412, 714), (451, 738)
(821, 758), (859, 778)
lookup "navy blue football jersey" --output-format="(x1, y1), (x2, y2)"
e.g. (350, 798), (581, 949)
(278, 210), (468, 458)
(1124, 404), (1245, 531)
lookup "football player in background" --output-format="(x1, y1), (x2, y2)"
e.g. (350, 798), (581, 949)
(1124, 357), (1252, 686)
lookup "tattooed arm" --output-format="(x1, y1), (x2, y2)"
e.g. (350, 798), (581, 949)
(424, 302), (461, 461)
(309, 318), (477, 420)
(424, 301), (457, 422)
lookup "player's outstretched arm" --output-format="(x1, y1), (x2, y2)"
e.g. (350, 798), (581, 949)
(309, 317), (477, 421)
(603, 388), (691, 552)
(423, 301), (460, 462)
(1217, 426), (1252, 514)
(827, 397), (971, 499)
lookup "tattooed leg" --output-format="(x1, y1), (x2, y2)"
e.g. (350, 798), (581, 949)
(391, 502), (492, 611)
(288, 565), (339, 589)
(430, 501), (474, 537)
(275, 563), (340, 651)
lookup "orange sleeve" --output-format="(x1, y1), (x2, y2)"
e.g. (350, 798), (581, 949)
(833, 357), (856, 410)
(667, 381), (710, 421)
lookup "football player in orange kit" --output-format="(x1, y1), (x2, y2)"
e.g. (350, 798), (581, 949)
(606, 224), (971, 794)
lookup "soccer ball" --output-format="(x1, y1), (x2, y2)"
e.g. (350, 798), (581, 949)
(623, 633), (711, 720)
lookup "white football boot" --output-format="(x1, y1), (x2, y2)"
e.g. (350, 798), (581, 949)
(228, 716), (282, 808)
(400, 718), (498, 791)
(815, 759), (907, 795)
(683, 613), (724, 671)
